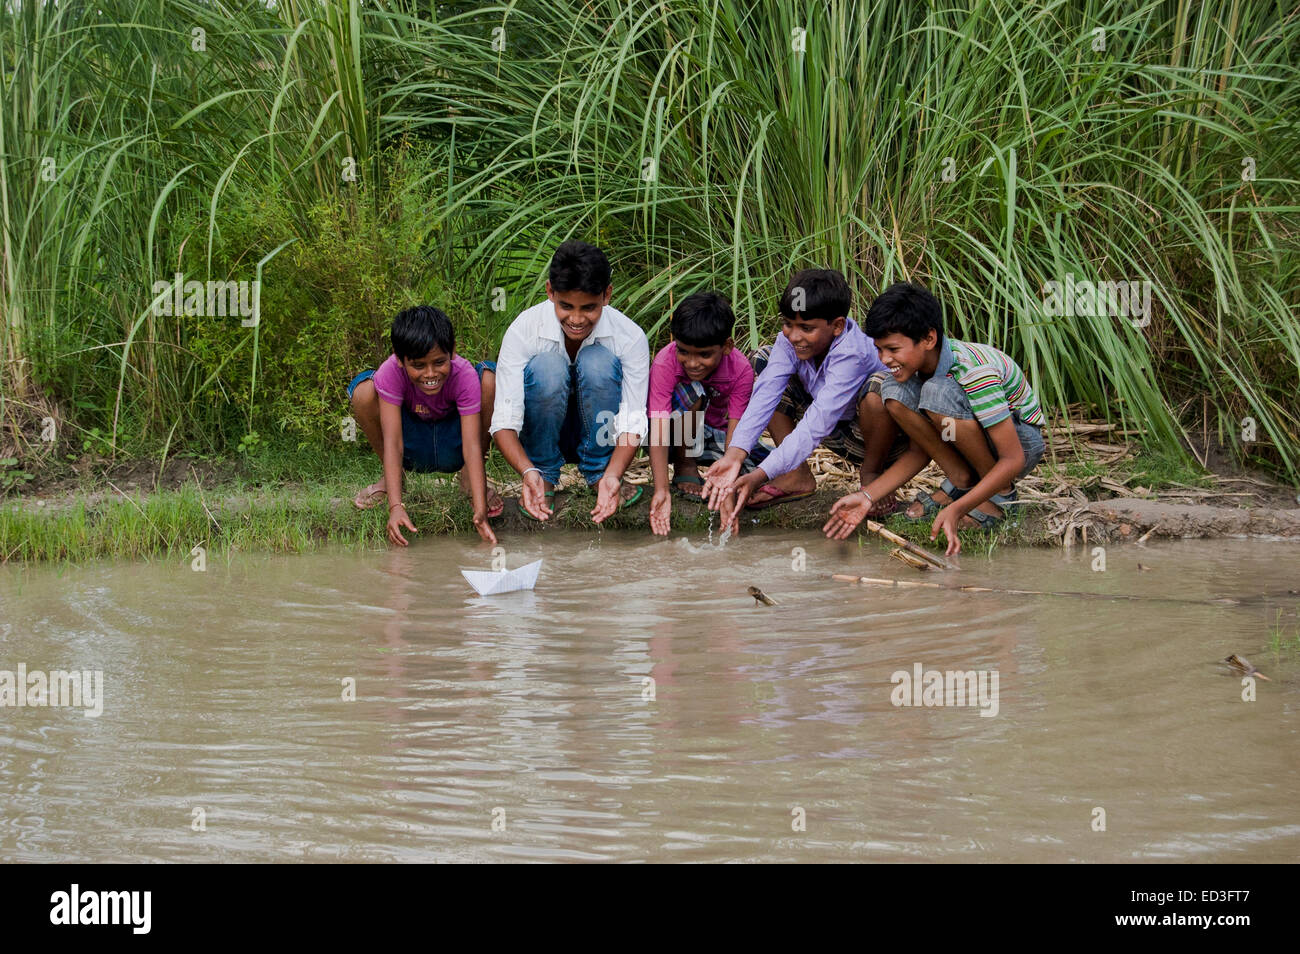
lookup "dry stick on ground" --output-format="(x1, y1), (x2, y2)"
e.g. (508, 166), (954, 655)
(863, 519), (957, 570)
(831, 573), (1252, 606)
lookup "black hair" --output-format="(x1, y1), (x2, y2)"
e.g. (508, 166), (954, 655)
(778, 268), (852, 324)
(390, 305), (455, 361)
(671, 291), (735, 348)
(862, 282), (944, 344)
(548, 239), (612, 295)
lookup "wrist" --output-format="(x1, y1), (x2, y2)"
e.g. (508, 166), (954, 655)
(858, 487), (873, 505)
(389, 501), (406, 512)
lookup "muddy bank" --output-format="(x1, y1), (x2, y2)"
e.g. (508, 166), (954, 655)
(499, 488), (1300, 543)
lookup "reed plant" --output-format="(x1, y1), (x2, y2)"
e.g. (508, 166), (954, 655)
(1, 0), (1296, 483)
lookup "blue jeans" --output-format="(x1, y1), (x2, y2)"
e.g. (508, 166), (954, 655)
(521, 345), (622, 485)
(347, 361), (495, 474)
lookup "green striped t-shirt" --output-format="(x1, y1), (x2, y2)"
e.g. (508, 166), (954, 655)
(939, 339), (1045, 428)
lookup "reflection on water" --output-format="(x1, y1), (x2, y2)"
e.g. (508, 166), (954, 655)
(1, 532), (1297, 862)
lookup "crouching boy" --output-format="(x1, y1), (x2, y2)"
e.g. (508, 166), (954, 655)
(490, 240), (650, 523)
(824, 282), (1047, 555)
(703, 268), (907, 530)
(348, 305), (502, 546)
(646, 291), (766, 535)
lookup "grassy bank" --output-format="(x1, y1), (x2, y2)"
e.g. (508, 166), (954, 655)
(2, 425), (1268, 564)
(2, 0), (1298, 489)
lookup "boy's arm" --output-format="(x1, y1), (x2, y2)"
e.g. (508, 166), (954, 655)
(379, 398), (418, 546)
(935, 416), (1023, 520)
(489, 319), (529, 447)
(726, 343), (790, 461)
(823, 441), (931, 540)
(648, 417), (672, 535)
(460, 412), (496, 544)
(613, 329), (651, 447)
(736, 349), (868, 491)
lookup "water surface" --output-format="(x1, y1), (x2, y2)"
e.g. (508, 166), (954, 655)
(2, 532), (1297, 862)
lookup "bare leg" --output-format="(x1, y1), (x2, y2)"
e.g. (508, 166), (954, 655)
(350, 378), (397, 506)
(857, 390), (898, 481)
(478, 369), (495, 455)
(934, 411), (1013, 523)
(758, 410), (816, 495)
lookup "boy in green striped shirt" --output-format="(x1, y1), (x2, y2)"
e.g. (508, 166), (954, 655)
(823, 282), (1046, 555)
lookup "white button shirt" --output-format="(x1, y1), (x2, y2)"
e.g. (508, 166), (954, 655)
(489, 299), (650, 441)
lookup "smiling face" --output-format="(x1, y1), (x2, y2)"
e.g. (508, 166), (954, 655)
(780, 314), (844, 361)
(547, 281), (611, 342)
(675, 339), (731, 381)
(401, 344), (453, 395)
(873, 329), (940, 382)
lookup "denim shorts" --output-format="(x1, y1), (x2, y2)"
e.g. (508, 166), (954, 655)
(878, 372), (1045, 479)
(347, 360), (494, 474)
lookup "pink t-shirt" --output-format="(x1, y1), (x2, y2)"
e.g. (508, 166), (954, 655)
(647, 343), (754, 431)
(372, 353), (480, 421)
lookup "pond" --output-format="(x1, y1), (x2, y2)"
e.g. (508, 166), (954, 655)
(1, 532), (1297, 862)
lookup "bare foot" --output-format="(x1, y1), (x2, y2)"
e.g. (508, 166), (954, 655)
(354, 481), (386, 510)
(458, 469), (504, 517)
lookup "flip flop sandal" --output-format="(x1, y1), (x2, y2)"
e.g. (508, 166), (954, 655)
(865, 492), (903, 519)
(618, 483), (645, 511)
(671, 473), (706, 501)
(353, 486), (386, 510)
(965, 488), (1018, 530)
(744, 483), (815, 511)
(518, 489), (560, 521)
(905, 479), (970, 522)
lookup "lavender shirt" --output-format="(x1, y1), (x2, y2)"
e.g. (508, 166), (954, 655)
(727, 316), (885, 480)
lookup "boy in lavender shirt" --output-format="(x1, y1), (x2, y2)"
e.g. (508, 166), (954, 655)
(347, 305), (502, 546)
(646, 291), (766, 536)
(703, 269), (907, 532)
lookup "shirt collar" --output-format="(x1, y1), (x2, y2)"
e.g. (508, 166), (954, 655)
(933, 336), (955, 378)
(539, 300), (610, 343)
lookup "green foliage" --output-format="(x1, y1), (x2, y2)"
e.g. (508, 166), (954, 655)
(2, 0), (1297, 485)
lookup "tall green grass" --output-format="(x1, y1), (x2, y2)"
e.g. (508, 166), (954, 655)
(1, 0), (1297, 481)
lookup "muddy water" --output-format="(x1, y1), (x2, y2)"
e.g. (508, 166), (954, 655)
(1, 532), (1297, 863)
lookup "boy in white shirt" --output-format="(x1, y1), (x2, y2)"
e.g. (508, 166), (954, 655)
(490, 240), (650, 523)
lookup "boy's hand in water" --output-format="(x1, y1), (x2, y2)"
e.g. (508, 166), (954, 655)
(719, 489), (741, 536)
(387, 504), (418, 547)
(649, 487), (671, 536)
(520, 470), (552, 521)
(472, 507), (497, 545)
(591, 473), (622, 523)
(824, 491), (870, 540)
(931, 504), (963, 556)
(703, 458), (742, 510)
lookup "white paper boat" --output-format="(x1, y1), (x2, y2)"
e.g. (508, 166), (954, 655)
(461, 558), (542, 596)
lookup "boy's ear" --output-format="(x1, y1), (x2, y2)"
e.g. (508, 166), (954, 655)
(830, 315), (847, 335)
(722, 337), (734, 353)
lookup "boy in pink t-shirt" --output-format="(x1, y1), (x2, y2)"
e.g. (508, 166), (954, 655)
(347, 306), (502, 545)
(646, 291), (767, 536)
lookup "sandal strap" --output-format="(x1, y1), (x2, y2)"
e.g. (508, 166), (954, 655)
(938, 479), (971, 500)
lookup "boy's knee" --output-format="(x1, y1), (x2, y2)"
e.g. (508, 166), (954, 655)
(524, 351), (569, 392)
(350, 377), (377, 410)
(575, 343), (621, 384)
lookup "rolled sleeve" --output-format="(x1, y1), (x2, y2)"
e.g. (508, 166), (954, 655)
(489, 321), (529, 435)
(614, 331), (650, 440)
(728, 339), (795, 459)
(756, 349), (870, 480)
